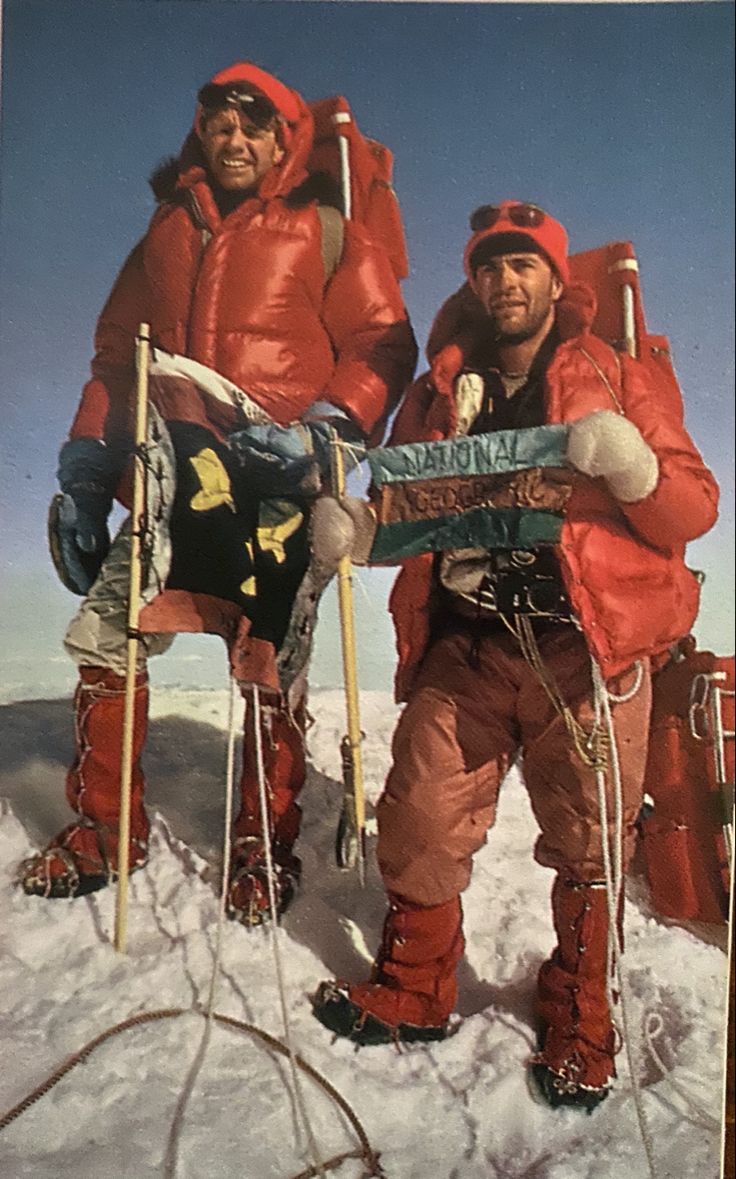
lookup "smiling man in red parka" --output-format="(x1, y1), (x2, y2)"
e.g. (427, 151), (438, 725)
(19, 62), (417, 922)
(311, 201), (718, 1110)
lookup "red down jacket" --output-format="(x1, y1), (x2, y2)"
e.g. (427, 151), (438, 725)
(70, 68), (417, 459)
(387, 284), (719, 699)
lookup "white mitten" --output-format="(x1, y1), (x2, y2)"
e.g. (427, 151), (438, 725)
(309, 496), (377, 574)
(567, 410), (659, 503)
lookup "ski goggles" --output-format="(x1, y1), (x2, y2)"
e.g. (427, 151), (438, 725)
(469, 203), (548, 233)
(197, 83), (281, 130)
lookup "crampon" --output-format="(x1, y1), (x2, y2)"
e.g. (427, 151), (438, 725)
(226, 835), (301, 927)
(18, 822), (148, 899)
(312, 980), (450, 1047)
(530, 1059), (611, 1113)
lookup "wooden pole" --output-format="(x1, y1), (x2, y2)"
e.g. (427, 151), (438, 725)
(331, 437), (366, 884)
(329, 109), (365, 881)
(114, 323), (151, 952)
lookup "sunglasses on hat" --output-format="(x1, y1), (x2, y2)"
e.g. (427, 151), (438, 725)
(469, 203), (548, 233)
(197, 83), (280, 129)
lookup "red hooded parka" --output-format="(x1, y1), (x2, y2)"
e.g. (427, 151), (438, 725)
(70, 65), (417, 457)
(387, 283), (719, 698)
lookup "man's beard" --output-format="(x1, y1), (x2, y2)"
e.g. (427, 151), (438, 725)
(492, 317), (547, 345)
(493, 323), (540, 345)
(490, 295), (555, 345)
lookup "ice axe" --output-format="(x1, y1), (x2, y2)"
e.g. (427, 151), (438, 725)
(330, 432), (367, 885)
(328, 108), (368, 883)
(114, 322), (151, 952)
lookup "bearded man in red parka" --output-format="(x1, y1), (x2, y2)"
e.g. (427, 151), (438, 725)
(19, 62), (417, 922)
(311, 202), (718, 1109)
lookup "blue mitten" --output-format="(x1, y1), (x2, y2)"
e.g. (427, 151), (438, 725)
(229, 407), (365, 498)
(48, 438), (118, 594)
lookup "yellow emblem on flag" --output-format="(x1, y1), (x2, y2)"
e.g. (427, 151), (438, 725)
(241, 541), (256, 596)
(257, 501), (304, 565)
(189, 448), (235, 512)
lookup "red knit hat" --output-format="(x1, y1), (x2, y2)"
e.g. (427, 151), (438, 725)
(203, 62), (302, 124)
(463, 201), (569, 285)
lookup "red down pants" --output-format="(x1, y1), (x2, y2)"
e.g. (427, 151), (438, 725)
(377, 623), (651, 906)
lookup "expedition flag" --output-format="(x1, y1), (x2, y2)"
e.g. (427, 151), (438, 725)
(366, 424), (573, 562)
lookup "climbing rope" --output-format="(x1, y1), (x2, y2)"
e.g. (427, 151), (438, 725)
(206, 674), (240, 1018)
(592, 660), (660, 1179)
(1, 676), (384, 1178)
(505, 613), (610, 771)
(494, 616), (660, 1174)
(250, 682), (328, 1178)
(163, 675), (242, 1179)
(0, 1007), (385, 1177)
(643, 1012), (722, 1132)
(605, 660), (644, 705)
(591, 661), (625, 991)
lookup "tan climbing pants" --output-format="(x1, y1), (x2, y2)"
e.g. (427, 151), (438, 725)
(377, 622), (651, 906)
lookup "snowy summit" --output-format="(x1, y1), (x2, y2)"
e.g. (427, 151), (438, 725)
(0, 685), (728, 1179)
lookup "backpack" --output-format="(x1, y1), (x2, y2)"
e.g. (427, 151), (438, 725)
(568, 244), (733, 924)
(638, 638), (733, 924)
(567, 241), (685, 420)
(308, 96), (409, 283)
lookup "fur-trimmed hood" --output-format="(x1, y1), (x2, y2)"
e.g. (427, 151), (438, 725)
(149, 63), (315, 207)
(385, 275), (717, 699)
(425, 279), (598, 399)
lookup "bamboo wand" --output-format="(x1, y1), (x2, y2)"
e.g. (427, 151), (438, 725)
(114, 323), (151, 953)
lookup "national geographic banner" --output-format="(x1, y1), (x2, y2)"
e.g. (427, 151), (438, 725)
(366, 425), (573, 561)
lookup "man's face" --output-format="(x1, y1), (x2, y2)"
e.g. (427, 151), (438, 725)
(200, 108), (285, 192)
(473, 251), (562, 344)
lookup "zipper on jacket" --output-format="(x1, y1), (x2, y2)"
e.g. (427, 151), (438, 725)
(182, 188), (213, 357)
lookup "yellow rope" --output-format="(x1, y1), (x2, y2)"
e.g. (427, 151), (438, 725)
(500, 613), (609, 771)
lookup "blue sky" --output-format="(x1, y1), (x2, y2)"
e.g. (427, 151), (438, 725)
(0, 0), (733, 694)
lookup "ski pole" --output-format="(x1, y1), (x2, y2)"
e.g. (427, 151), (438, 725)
(330, 434), (366, 885)
(114, 322), (151, 953)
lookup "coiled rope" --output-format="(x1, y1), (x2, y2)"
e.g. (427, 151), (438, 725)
(505, 614), (610, 770)
(0, 1006), (384, 1177)
(0, 675), (384, 1178)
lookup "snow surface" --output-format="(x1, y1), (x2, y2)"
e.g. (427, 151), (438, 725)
(0, 686), (729, 1179)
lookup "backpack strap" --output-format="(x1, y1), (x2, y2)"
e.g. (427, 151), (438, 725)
(317, 204), (345, 286)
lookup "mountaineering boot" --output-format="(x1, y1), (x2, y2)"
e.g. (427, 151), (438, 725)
(19, 667), (150, 898)
(227, 695), (306, 927)
(312, 894), (464, 1045)
(531, 876), (617, 1112)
